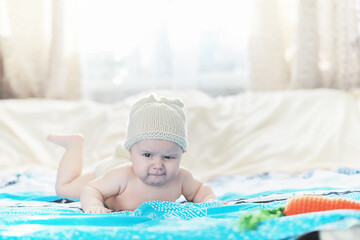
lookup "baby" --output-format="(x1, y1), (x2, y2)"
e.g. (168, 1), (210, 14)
(47, 94), (217, 214)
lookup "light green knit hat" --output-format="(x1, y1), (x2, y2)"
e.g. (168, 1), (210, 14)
(124, 94), (187, 150)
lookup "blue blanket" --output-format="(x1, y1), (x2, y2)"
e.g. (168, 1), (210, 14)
(1, 170), (360, 239)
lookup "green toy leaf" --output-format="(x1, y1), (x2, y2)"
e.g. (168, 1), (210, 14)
(238, 207), (285, 231)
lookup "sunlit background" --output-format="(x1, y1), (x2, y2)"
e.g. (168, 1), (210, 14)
(1, 0), (360, 102)
(77, 0), (252, 102)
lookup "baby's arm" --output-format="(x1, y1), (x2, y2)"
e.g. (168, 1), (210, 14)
(80, 167), (126, 214)
(180, 168), (216, 203)
(81, 185), (111, 214)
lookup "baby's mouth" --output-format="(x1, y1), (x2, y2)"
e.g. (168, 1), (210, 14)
(149, 172), (165, 176)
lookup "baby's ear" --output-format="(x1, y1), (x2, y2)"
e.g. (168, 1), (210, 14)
(128, 150), (134, 161)
(182, 149), (187, 154)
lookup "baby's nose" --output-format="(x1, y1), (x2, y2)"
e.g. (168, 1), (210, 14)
(152, 159), (164, 169)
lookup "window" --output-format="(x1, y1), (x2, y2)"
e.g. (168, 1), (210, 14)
(78, 0), (252, 102)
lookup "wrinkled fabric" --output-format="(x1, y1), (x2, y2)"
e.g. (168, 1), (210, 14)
(1, 169), (360, 239)
(1, 89), (360, 180)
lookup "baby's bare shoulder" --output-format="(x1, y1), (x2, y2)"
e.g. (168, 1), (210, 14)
(178, 167), (195, 180)
(179, 166), (191, 173)
(104, 163), (133, 179)
(92, 163), (133, 195)
(112, 162), (132, 171)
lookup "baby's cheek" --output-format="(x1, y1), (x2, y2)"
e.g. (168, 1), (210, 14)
(133, 166), (148, 178)
(167, 167), (180, 179)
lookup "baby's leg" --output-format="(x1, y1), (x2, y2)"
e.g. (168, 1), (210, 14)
(47, 134), (95, 199)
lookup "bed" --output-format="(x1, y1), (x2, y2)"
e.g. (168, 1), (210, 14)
(1, 88), (360, 239)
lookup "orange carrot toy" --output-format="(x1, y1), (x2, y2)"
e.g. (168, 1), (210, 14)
(284, 195), (360, 216)
(238, 195), (360, 230)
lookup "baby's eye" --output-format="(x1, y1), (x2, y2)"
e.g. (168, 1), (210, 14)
(143, 153), (152, 158)
(163, 155), (174, 160)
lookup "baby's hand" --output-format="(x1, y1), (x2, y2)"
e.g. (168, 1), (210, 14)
(84, 206), (112, 214)
(207, 199), (228, 205)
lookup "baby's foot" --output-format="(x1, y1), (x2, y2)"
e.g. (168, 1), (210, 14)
(46, 134), (84, 148)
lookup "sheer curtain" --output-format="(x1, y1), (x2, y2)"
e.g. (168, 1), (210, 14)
(250, 0), (360, 91)
(2, 1), (359, 100)
(78, 0), (252, 102)
(0, 0), (80, 99)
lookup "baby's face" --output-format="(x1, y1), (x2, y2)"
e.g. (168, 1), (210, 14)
(129, 139), (183, 186)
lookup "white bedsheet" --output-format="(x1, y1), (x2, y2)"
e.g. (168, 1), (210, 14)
(1, 89), (360, 180)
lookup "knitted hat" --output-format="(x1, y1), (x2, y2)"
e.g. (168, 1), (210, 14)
(124, 94), (187, 150)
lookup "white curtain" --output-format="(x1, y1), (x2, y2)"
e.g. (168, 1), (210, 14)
(78, 0), (251, 101)
(250, 0), (360, 91)
(0, 0), (80, 99)
(2, 0), (359, 100)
